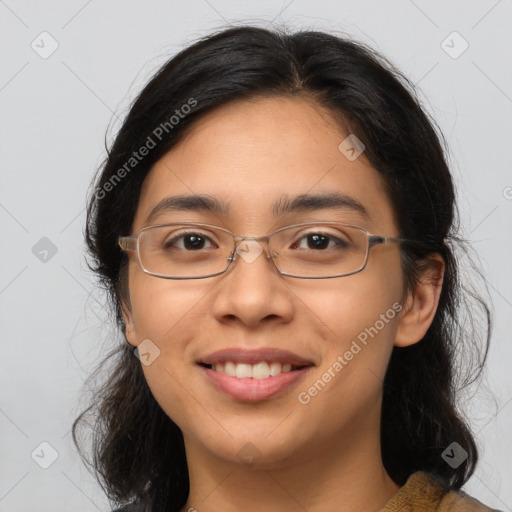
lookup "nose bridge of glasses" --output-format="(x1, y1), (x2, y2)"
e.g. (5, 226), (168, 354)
(227, 234), (276, 266)
(233, 234), (271, 248)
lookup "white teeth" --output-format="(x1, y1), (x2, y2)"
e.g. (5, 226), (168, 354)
(252, 362), (270, 379)
(269, 362), (281, 376)
(235, 363), (252, 378)
(224, 361), (236, 377)
(209, 361), (295, 378)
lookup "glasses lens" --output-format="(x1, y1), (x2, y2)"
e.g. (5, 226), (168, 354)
(270, 224), (369, 278)
(138, 224), (233, 278)
(136, 223), (369, 279)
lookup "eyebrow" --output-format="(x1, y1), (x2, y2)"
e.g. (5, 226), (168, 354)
(145, 191), (370, 224)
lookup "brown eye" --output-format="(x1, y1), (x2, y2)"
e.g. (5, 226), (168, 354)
(164, 232), (215, 251)
(291, 232), (349, 251)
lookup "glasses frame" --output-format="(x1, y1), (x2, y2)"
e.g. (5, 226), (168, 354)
(118, 221), (410, 280)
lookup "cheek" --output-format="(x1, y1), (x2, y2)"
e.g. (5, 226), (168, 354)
(291, 279), (402, 440)
(127, 274), (204, 427)
(296, 253), (403, 348)
(128, 266), (211, 342)
(297, 254), (403, 392)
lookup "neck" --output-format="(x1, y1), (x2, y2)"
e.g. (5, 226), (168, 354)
(180, 410), (400, 512)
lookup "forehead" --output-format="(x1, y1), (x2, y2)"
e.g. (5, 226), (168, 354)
(132, 96), (397, 233)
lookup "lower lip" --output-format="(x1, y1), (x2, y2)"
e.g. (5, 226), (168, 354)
(198, 365), (313, 402)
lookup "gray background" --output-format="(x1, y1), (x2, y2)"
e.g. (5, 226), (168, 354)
(1, 1), (511, 510)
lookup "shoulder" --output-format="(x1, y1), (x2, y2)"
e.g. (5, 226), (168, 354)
(382, 471), (503, 512)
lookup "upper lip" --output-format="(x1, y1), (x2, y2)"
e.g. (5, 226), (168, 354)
(197, 348), (315, 367)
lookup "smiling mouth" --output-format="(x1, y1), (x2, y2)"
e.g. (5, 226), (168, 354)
(198, 361), (312, 379)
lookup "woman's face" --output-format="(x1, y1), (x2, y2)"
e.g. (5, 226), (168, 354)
(123, 95), (406, 468)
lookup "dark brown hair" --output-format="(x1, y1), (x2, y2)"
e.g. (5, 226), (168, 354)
(73, 25), (491, 511)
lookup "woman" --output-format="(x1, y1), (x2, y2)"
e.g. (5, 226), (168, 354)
(73, 26), (501, 512)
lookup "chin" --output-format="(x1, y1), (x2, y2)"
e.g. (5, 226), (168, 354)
(193, 426), (314, 469)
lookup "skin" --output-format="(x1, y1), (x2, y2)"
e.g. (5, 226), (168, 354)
(122, 96), (444, 512)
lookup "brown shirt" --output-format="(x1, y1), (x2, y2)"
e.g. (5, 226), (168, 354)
(381, 471), (504, 512)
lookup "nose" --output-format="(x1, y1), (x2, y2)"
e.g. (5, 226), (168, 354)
(211, 238), (295, 328)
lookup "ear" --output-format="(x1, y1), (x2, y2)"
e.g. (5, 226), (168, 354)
(121, 301), (138, 347)
(394, 253), (445, 347)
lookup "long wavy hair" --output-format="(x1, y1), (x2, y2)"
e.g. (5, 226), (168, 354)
(73, 25), (491, 511)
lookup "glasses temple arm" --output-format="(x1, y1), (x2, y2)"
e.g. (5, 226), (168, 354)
(118, 236), (137, 251)
(368, 235), (413, 248)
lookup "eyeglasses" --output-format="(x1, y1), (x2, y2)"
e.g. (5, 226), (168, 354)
(118, 221), (410, 280)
